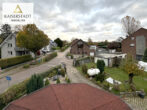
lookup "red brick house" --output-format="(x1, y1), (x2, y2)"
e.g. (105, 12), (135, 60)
(122, 28), (147, 60)
(5, 84), (131, 110)
(70, 39), (90, 56)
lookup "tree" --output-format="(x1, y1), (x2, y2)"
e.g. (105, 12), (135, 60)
(121, 55), (144, 85)
(0, 24), (12, 40)
(107, 42), (121, 51)
(143, 48), (147, 62)
(121, 16), (141, 36)
(26, 74), (44, 94)
(54, 38), (63, 48)
(97, 60), (105, 73)
(88, 37), (93, 45)
(17, 24), (49, 58)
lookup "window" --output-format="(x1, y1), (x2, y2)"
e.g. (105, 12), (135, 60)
(8, 51), (13, 55)
(8, 43), (12, 47)
(131, 37), (135, 40)
(130, 43), (135, 47)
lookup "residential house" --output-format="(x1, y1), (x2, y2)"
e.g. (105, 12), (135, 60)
(0, 33), (31, 59)
(5, 84), (131, 110)
(42, 40), (57, 52)
(122, 28), (147, 60)
(70, 39), (90, 56)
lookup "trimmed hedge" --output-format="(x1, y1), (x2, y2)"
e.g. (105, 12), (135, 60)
(0, 55), (33, 69)
(0, 65), (61, 109)
(0, 79), (29, 108)
(44, 52), (57, 62)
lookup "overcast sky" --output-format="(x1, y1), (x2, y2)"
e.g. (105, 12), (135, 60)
(0, 0), (147, 41)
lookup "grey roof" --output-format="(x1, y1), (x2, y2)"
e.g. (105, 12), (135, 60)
(0, 33), (16, 47)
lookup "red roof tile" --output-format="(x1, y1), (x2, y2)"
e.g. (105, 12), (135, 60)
(5, 84), (131, 110)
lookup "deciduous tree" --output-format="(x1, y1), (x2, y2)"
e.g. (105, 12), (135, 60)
(0, 24), (12, 40)
(17, 24), (49, 58)
(121, 16), (141, 36)
(121, 55), (144, 84)
(54, 38), (63, 48)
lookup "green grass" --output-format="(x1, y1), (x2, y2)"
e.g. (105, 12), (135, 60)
(105, 67), (147, 94)
(77, 62), (147, 94)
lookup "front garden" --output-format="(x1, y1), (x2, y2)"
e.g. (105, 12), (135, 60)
(77, 60), (147, 95)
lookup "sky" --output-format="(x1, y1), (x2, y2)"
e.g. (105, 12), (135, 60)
(0, 0), (147, 42)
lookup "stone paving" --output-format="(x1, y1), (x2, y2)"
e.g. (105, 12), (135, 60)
(123, 97), (147, 110)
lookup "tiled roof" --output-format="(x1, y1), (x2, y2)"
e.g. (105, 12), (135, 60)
(5, 84), (131, 110)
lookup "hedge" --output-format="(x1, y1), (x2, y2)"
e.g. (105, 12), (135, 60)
(0, 65), (61, 109)
(44, 52), (57, 62)
(0, 55), (33, 69)
(0, 79), (29, 108)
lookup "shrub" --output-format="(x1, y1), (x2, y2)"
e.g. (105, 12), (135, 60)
(66, 52), (73, 59)
(45, 79), (50, 86)
(103, 82), (110, 90)
(44, 52), (57, 62)
(82, 64), (88, 74)
(113, 84), (120, 92)
(143, 48), (147, 62)
(95, 72), (106, 83)
(97, 60), (105, 73)
(65, 77), (71, 83)
(26, 74), (44, 94)
(0, 55), (33, 69)
(56, 78), (60, 84)
(0, 79), (29, 106)
(60, 45), (69, 52)
(60, 68), (66, 77)
(23, 64), (30, 68)
(112, 57), (121, 67)
(41, 66), (60, 78)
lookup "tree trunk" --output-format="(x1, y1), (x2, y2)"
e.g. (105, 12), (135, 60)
(129, 73), (134, 84)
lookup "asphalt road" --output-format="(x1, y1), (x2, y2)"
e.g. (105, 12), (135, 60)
(0, 49), (69, 94)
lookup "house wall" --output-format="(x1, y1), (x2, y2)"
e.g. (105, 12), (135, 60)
(94, 57), (113, 67)
(122, 28), (147, 60)
(70, 40), (90, 56)
(1, 35), (16, 58)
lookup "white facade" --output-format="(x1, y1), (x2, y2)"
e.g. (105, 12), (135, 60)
(0, 33), (31, 59)
(94, 53), (126, 67)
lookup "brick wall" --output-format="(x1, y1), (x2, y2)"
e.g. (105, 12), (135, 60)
(122, 28), (147, 60)
(70, 40), (90, 56)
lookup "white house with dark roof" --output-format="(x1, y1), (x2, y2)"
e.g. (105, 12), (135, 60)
(0, 33), (30, 59)
(41, 40), (57, 52)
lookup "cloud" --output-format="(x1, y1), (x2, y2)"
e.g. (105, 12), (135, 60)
(0, 0), (147, 41)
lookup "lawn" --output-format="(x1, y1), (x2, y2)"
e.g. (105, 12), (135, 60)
(105, 67), (147, 94)
(77, 62), (147, 94)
